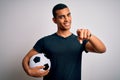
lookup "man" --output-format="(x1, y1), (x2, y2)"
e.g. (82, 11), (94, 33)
(22, 3), (106, 80)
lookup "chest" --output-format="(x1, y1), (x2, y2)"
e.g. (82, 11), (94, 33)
(43, 37), (84, 57)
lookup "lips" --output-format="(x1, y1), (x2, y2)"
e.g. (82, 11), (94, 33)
(64, 22), (70, 26)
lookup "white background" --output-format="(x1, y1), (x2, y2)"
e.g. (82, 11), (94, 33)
(0, 0), (120, 80)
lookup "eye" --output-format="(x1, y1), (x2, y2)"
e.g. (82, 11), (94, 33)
(58, 15), (64, 19)
(67, 13), (71, 17)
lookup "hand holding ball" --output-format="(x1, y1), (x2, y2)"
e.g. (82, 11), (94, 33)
(29, 53), (51, 71)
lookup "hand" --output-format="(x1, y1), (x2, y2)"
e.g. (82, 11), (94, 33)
(77, 29), (91, 44)
(28, 66), (49, 77)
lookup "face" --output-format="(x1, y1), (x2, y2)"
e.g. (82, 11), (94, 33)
(53, 8), (72, 31)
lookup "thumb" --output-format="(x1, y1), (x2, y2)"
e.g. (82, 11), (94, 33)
(79, 39), (83, 44)
(77, 36), (83, 44)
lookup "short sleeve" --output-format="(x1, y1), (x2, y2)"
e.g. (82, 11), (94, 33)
(82, 40), (88, 53)
(33, 38), (44, 53)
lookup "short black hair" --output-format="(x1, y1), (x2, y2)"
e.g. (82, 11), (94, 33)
(52, 3), (68, 18)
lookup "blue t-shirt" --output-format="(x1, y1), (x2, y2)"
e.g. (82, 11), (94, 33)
(33, 33), (88, 80)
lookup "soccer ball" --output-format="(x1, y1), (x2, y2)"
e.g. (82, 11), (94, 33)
(29, 53), (51, 71)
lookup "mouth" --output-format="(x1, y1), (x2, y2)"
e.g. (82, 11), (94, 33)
(64, 22), (71, 26)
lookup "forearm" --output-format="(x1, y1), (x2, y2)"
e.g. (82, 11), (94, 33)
(88, 34), (106, 53)
(22, 49), (37, 75)
(22, 55), (31, 75)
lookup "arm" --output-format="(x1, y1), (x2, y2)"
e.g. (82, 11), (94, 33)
(85, 34), (106, 53)
(77, 29), (106, 53)
(22, 49), (49, 77)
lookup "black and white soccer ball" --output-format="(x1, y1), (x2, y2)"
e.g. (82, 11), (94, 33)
(29, 53), (51, 71)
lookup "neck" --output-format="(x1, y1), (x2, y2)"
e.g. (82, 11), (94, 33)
(56, 30), (72, 38)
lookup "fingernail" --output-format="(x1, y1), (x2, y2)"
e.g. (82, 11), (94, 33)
(80, 40), (83, 44)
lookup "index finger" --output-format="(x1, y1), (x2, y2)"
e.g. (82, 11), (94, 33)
(35, 66), (45, 69)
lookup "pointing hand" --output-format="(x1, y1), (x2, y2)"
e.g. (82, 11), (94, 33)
(76, 29), (91, 44)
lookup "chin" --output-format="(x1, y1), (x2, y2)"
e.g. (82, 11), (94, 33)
(64, 27), (71, 30)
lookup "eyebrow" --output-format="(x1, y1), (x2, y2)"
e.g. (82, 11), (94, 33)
(58, 12), (71, 18)
(67, 12), (71, 16)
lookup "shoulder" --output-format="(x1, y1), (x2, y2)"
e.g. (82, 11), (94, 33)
(71, 33), (77, 37)
(42, 33), (56, 39)
(70, 33), (78, 40)
(34, 33), (56, 47)
(37, 33), (56, 42)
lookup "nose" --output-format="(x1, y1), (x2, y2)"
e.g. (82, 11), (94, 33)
(64, 16), (69, 22)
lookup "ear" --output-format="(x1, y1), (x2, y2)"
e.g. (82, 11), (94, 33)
(52, 18), (57, 24)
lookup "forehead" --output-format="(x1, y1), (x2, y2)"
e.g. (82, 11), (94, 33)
(55, 8), (70, 16)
